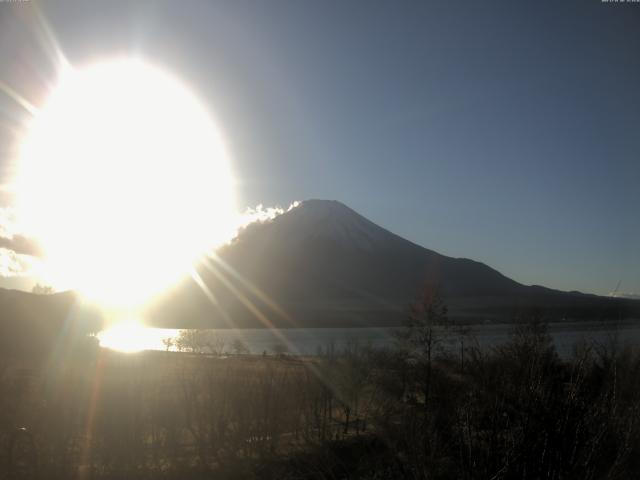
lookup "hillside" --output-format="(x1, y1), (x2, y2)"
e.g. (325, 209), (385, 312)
(0, 289), (101, 359)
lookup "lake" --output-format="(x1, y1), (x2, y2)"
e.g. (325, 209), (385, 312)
(97, 320), (640, 357)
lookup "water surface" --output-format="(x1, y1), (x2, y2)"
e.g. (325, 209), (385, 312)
(98, 320), (640, 357)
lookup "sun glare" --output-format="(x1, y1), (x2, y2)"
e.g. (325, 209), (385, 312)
(97, 319), (175, 353)
(15, 59), (237, 307)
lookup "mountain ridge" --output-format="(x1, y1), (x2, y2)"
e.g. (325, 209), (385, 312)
(146, 199), (638, 327)
(0, 199), (635, 331)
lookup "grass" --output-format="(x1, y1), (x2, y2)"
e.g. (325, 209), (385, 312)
(0, 319), (639, 479)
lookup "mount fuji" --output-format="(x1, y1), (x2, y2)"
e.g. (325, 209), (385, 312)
(146, 199), (639, 328)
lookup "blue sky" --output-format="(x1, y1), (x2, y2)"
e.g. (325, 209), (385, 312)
(0, 0), (638, 295)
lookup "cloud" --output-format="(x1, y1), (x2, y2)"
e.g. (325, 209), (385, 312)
(237, 201), (300, 229)
(0, 233), (42, 256)
(0, 207), (42, 278)
(0, 207), (17, 237)
(0, 207), (42, 256)
(220, 201), (301, 245)
(0, 247), (36, 278)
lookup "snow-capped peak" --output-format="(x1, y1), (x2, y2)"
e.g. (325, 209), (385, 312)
(277, 199), (394, 252)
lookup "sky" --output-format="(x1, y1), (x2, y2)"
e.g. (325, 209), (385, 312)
(0, 0), (638, 296)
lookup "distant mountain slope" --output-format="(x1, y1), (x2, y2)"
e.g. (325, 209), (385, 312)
(147, 200), (640, 328)
(0, 289), (101, 359)
(1, 199), (634, 340)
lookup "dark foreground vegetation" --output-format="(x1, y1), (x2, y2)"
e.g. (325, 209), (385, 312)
(1, 297), (639, 479)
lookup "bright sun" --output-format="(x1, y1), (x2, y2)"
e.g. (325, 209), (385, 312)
(16, 59), (237, 308)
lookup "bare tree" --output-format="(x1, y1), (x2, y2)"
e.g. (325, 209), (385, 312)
(397, 285), (449, 403)
(162, 337), (174, 352)
(231, 338), (250, 355)
(175, 330), (208, 353)
(31, 283), (54, 295)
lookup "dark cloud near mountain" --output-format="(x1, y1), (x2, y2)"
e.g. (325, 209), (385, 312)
(0, 234), (42, 257)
